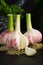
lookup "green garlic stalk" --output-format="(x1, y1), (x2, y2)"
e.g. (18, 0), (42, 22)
(7, 14), (14, 31)
(26, 13), (32, 31)
(24, 13), (42, 44)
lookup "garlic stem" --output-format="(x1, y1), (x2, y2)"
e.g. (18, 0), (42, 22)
(15, 14), (20, 32)
(7, 14), (14, 31)
(26, 13), (32, 31)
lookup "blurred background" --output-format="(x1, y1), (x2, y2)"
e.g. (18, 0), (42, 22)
(0, 0), (43, 42)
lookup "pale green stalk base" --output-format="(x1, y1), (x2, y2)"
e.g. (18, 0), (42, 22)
(15, 14), (20, 32)
(26, 13), (32, 31)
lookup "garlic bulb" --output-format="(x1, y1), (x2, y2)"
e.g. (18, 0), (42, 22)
(24, 13), (42, 44)
(0, 14), (14, 44)
(6, 14), (29, 49)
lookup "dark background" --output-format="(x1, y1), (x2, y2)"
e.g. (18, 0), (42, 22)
(0, 0), (43, 65)
(0, 0), (43, 35)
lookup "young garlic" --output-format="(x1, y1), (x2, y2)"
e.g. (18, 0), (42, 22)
(24, 13), (42, 44)
(6, 14), (28, 49)
(0, 14), (38, 56)
(0, 14), (14, 44)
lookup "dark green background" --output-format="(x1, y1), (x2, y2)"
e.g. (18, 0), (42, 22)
(5, 0), (43, 33)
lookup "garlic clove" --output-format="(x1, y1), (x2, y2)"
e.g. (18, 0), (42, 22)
(25, 47), (37, 56)
(18, 32), (29, 50)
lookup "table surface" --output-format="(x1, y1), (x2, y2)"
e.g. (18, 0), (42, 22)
(0, 48), (43, 65)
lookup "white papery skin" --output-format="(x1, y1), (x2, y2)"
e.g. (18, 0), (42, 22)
(24, 28), (42, 44)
